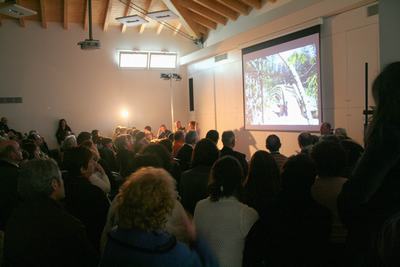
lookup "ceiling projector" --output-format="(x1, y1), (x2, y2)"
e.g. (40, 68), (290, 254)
(77, 39), (100, 50)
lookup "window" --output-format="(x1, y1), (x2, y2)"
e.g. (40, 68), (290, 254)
(119, 52), (148, 68)
(149, 53), (177, 69)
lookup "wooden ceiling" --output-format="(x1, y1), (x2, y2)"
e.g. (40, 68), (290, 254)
(0, 0), (278, 40)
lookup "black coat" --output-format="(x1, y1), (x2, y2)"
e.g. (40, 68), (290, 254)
(175, 144), (193, 172)
(64, 175), (110, 252)
(220, 146), (249, 176)
(0, 160), (19, 230)
(4, 197), (98, 267)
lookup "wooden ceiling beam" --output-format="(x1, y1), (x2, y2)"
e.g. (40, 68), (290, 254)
(156, 24), (164, 35)
(176, 0), (227, 25)
(16, 0), (25, 27)
(103, 0), (113, 31)
(173, 23), (181, 35)
(121, 0), (132, 33)
(40, 0), (47, 28)
(63, 0), (69, 29)
(240, 0), (262, 9)
(164, 0), (200, 38)
(139, 0), (152, 34)
(194, 0), (238, 21)
(84, 0), (88, 30)
(188, 10), (217, 30)
(218, 0), (250, 15)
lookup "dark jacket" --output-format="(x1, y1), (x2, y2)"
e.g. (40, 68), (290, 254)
(176, 144), (194, 172)
(180, 165), (212, 215)
(0, 160), (19, 230)
(338, 126), (400, 266)
(243, 191), (331, 267)
(100, 228), (218, 267)
(4, 197), (98, 267)
(56, 126), (72, 145)
(220, 146), (249, 176)
(64, 175), (110, 252)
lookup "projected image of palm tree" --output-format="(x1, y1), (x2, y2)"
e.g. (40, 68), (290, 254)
(244, 44), (319, 126)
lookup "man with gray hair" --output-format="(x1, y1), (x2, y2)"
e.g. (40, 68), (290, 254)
(176, 130), (198, 171)
(0, 140), (23, 231)
(3, 159), (98, 266)
(220, 130), (248, 176)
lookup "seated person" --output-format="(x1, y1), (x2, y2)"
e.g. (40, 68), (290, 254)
(265, 134), (287, 172)
(157, 124), (172, 139)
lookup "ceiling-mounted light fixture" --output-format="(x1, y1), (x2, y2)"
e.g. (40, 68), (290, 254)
(115, 15), (148, 27)
(147, 10), (178, 21)
(77, 0), (100, 50)
(0, 0), (37, 18)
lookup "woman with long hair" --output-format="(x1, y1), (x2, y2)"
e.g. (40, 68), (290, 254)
(55, 119), (72, 145)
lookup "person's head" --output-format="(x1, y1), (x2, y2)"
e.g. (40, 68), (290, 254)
(206, 130), (219, 145)
(0, 140), (23, 164)
(334, 128), (348, 139)
(62, 135), (77, 150)
(144, 126), (152, 133)
(311, 140), (346, 178)
(222, 130), (235, 148)
(320, 122), (332, 136)
(115, 134), (130, 151)
(18, 159), (65, 201)
(298, 132), (313, 150)
(22, 142), (40, 160)
(209, 156), (243, 201)
(185, 130), (198, 145)
(1, 117), (8, 124)
(63, 146), (95, 178)
(58, 119), (67, 129)
(101, 137), (113, 149)
(175, 120), (182, 129)
(80, 140), (100, 161)
(159, 124), (167, 132)
(131, 154), (163, 173)
(77, 131), (92, 146)
(173, 131), (185, 143)
(192, 138), (219, 167)
(281, 154), (316, 192)
(245, 150), (280, 197)
(265, 134), (281, 152)
(158, 138), (173, 154)
(116, 167), (177, 231)
(142, 143), (171, 171)
(368, 62), (400, 142)
(188, 121), (197, 130)
(28, 133), (43, 146)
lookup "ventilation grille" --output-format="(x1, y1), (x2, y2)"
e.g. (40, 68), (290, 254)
(215, 53), (228, 62)
(0, 97), (23, 104)
(367, 4), (378, 17)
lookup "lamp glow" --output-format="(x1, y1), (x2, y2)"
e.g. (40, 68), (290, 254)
(121, 109), (129, 118)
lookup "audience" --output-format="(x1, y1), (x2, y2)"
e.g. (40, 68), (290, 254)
(0, 117), (10, 133)
(265, 134), (287, 172)
(144, 125), (154, 141)
(4, 159), (98, 266)
(0, 140), (23, 231)
(298, 131), (314, 154)
(55, 119), (72, 145)
(206, 130), (219, 146)
(180, 138), (219, 215)
(172, 130), (185, 157)
(63, 146), (110, 252)
(194, 156), (258, 267)
(174, 120), (186, 132)
(176, 130), (198, 171)
(243, 150), (280, 215)
(320, 122), (333, 136)
(157, 124), (172, 139)
(114, 134), (135, 177)
(220, 130), (248, 176)
(243, 154), (331, 267)
(338, 61), (400, 266)
(100, 167), (218, 267)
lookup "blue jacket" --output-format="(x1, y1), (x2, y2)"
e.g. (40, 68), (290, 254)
(100, 228), (218, 267)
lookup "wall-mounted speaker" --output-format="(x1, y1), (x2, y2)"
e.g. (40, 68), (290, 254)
(189, 78), (194, 111)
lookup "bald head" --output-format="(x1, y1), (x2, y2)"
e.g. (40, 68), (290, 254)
(0, 140), (23, 163)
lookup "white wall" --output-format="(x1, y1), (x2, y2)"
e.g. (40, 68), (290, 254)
(0, 22), (197, 148)
(185, 2), (379, 158)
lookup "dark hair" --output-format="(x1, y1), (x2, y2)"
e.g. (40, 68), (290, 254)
(266, 134), (281, 152)
(298, 132), (313, 148)
(130, 154), (163, 173)
(244, 151), (280, 204)
(63, 146), (93, 177)
(22, 142), (38, 160)
(142, 144), (172, 172)
(209, 156), (243, 201)
(158, 138), (173, 154)
(221, 131), (235, 146)
(101, 137), (113, 146)
(77, 131), (92, 145)
(144, 126), (152, 132)
(206, 130), (219, 144)
(281, 154), (316, 191)
(57, 119), (67, 129)
(173, 131), (185, 141)
(367, 62), (400, 144)
(185, 130), (198, 145)
(311, 140), (346, 177)
(115, 134), (129, 151)
(192, 138), (219, 167)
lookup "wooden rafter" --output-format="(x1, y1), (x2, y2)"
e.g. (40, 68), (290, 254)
(156, 24), (164, 34)
(169, 0), (203, 38)
(240, 0), (262, 9)
(176, 0), (227, 25)
(188, 10), (217, 30)
(103, 0), (113, 31)
(63, 0), (69, 29)
(16, 0), (25, 27)
(84, 0), (88, 30)
(139, 0), (152, 34)
(218, 0), (250, 15)
(173, 23), (181, 35)
(194, 0), (238, 21)
(40, 0), (47, 28)
(121, 0), (132, 33)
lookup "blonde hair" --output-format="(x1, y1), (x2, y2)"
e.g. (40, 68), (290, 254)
(116, 167), (176, 231)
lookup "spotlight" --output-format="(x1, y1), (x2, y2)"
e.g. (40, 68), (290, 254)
(121, 109), (129, 119)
